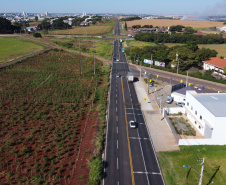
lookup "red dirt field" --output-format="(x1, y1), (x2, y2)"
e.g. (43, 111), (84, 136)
(0, 50), (104, 184)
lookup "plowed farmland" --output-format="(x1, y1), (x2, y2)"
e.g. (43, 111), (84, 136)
(0, 50), (108, 184)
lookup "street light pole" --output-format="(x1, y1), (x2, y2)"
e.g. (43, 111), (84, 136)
(176, 53), (179, 74)
(199, 158), (205, 185)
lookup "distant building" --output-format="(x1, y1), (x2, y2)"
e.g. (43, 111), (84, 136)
(203, 57), (226, 77)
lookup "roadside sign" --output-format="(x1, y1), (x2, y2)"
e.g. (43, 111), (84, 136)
(189, 83), (191, 86)
(155, 88), (157, 91)
(150, 79), (152, 82)
(157, 75), (159, 78)
(183, 165), (189, 168)
(171, 77), (172, 80)
(202, 86), (205, 89)
(144, 98), (147, 101)
(180, 79), (183, 83)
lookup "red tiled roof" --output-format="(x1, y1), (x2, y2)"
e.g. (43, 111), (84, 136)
(203, 57), (226, 69)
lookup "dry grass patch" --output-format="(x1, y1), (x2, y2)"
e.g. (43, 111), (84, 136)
(126, 19), (225, 29)
(49, 26), (113, 35)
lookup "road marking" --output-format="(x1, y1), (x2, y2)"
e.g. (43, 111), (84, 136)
(121, 76), (135, 185)
(116, 94), (117, 98)
(117, 158), (119, 169)
(129, 137), (150, 140)
(133, 171), (161, 175)
(116, 116), (118, 122)
(117, 126), (118, 134)
(116, 100), (117, 104)
(126, 113), (134, 114)
(116, 107), (117, 112)
(117, 140), (118, 149)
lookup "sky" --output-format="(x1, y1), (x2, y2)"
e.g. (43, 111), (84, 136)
(1, 0), (226, 15)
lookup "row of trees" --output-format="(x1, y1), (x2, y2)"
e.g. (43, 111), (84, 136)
(126, 42), (217, 71)
(0, 17), (29, 34)
(132, 25), (155, 29)
(134, 32), (226, 44)
(120, 16), (141, 21)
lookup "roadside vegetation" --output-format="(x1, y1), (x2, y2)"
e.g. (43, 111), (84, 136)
(0, 37), (47, 64)
(159, 146), (226, 185)
(55, 37), (113, 60)
(0, 49), (109, 184)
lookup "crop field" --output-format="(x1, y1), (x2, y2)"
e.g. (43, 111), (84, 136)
(159, 146), (226, 185)
(0, 37), (47, 65)
(126, 19), (225, 29)
(0, 50), (107, 184)
(48, 26), (113, 35)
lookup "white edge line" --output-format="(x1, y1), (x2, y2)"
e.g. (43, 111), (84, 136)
(103, 40), (115, 185)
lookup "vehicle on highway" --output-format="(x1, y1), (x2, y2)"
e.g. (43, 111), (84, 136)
(127, 72), (134, 82)
(166, 96), (173, 104)
(116, 74), (121, 78)
(116, 59), (119, 62)
(129, 120), (136, 128)
(176, 102), (185, 107)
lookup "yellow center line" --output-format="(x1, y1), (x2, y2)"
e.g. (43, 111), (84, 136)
(118, 40), (120, 61)
(121, 76), (135, 185)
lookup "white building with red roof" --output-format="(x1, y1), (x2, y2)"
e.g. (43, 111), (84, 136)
(203, 57), (226, 77)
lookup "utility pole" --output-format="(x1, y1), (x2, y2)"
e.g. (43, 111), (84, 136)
(79, 41), (82, 75)
(186, 71), (188, 87)
(138, 56), (141, 78)
(93, 41), (95, 75)
(176, 53), (179, 74)
(199, 158), (205, 185)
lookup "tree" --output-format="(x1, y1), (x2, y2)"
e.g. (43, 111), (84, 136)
(0, 17), (14, 33)
(33, 33), (42, 38)
(184, 27), (196, 34)
(125, 21), (127, 31)
(35, 16), (38, 21)
(224, 66), (226, 74)
(37, 18), (51, 30)
(169, 25), (185, 32)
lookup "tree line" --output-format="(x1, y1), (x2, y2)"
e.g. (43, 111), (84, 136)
(120, 16), (141, 21)
(0, 17), (29, 34)
(126, 42), (217, 71)
(134, 32), (226, 44)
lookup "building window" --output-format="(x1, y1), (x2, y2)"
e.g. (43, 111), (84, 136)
(195, 111), (197, 115)
(191, 106), (193, 111)
(195, 121), (197, 124)
(200, 115), (202, 120)
(199, 126), (201, 129)
(187, 102), (189, 106)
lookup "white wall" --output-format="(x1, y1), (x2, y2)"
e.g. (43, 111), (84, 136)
(164, 107), (185, 115)
(183, 91), (226, 145)
(171, 92), (185, 102)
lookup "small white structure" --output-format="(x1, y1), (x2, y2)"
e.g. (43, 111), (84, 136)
(180, 91), (226, 145)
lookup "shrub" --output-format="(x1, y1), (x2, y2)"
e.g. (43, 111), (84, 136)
(33, 33), (42, 38)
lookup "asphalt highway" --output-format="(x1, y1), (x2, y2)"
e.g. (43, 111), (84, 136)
(104, 34), (165, 184)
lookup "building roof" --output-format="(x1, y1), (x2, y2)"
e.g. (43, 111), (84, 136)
(190, 92), (226, 117)
(173, 86), (205, 95)
(203, 57), (226, 69)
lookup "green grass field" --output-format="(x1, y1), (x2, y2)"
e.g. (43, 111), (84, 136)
(54, 37), (113, 60)
(158, 146), (226, 185)
(0, 37), (47, 64)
